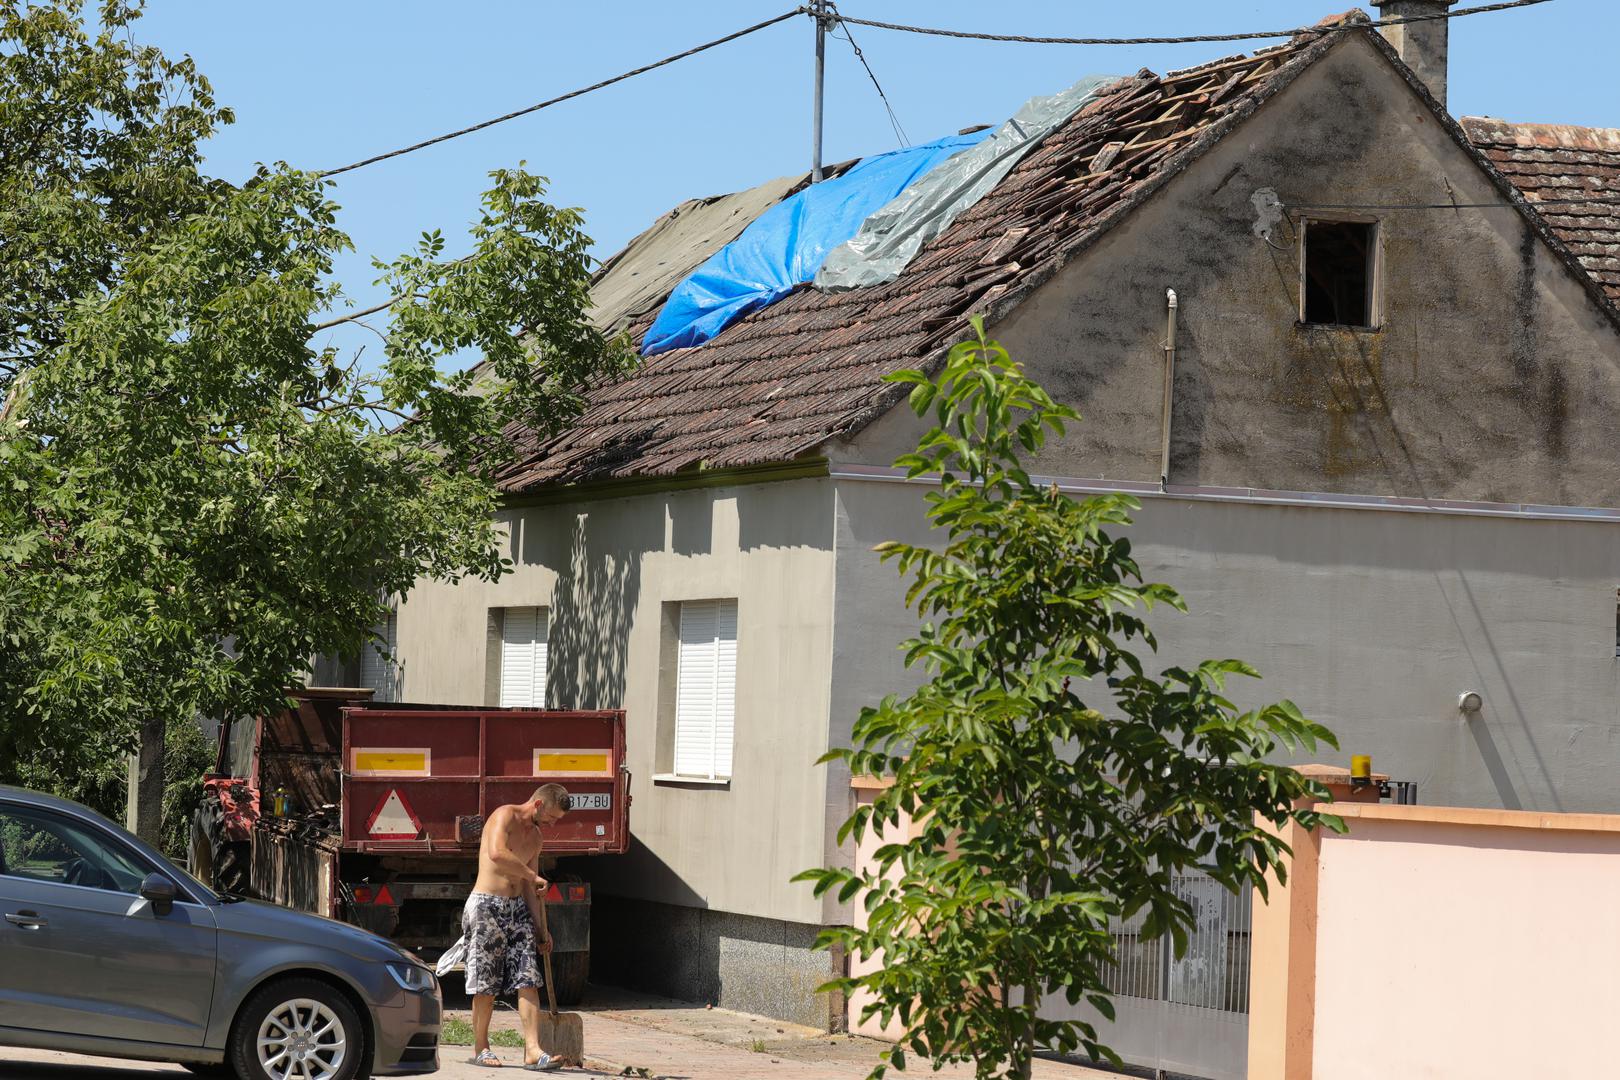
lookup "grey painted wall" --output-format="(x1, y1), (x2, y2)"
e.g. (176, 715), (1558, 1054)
(394, 478), (837, 926)
(590, 895), (841, 1030)
(838, 34), (1620, 507)
(832, 477), (1620, 818)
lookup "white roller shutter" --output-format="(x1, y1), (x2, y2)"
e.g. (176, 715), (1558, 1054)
(361, 608), (399, 701)
(499, 607), (548, 707)
(675, 599), (737, 778)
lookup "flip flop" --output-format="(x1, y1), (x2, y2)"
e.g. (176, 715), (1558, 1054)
(522, 1054), (562, 1071)
(472, 1048), (503, 1067)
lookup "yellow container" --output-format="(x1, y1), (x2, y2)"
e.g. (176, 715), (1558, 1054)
(1350, 754), (1372, 781)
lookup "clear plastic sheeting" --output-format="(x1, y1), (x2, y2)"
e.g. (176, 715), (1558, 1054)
(815, 74), (1118, 293)
(642, 129), (991, 356)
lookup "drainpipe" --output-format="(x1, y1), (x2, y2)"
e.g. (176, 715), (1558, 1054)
(1159, 289), (1178, 491)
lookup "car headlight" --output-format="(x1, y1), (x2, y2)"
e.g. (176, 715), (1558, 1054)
(385, 961), (437, 993)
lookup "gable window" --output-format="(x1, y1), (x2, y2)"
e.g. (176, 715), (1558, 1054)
(673, 599), (738, 780)
(498, 607), (549, 708)
(360, 607), (400, 702)
(1301, 219), (1377, 328)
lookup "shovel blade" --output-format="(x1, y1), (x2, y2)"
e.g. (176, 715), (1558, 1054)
(537, 1011), (584, 1066)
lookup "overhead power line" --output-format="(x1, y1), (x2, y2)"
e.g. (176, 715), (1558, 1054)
(317, 8), (805, 179)
(1292, 196), (1620, 210)
(833, 0), (1556, 48)
(311, 0), (1559, 181)
(830, 8), (910, 148)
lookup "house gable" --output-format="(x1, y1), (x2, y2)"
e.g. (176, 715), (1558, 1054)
(496, 23), (1356, 493)
(835, 30), (1620, 508)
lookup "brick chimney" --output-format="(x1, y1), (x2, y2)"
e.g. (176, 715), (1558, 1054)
(1374, 0), (1458, 108)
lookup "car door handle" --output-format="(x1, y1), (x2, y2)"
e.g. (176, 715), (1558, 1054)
(4, 911), (46, 929)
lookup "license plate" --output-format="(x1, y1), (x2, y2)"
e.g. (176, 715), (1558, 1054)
(568, 793), (611, 811)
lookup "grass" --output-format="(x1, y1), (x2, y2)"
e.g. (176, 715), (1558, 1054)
(440, 1016), (525, 1048)
(748, 1038), (768, 1053)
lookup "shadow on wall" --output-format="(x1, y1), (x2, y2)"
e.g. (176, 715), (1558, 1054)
(525, 504), (662, 712)
(738, 480), (827, 553)
(579, 832), (707, 910)
(585, 886), (837, 1028)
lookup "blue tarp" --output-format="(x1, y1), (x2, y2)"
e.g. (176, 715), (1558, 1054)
(642, 129), (991, 357)
(816, 75), (1116, 292)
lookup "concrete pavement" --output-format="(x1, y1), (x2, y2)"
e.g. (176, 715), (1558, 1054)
(0, 988), (1125, 1080)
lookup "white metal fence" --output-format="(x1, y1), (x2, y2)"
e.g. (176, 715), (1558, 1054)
(1101, 871), (1252, 1014)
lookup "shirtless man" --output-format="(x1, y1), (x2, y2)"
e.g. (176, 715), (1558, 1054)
(464, 783), (569, 1070)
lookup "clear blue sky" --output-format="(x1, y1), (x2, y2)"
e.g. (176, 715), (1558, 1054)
(133, 0), (1611, 354)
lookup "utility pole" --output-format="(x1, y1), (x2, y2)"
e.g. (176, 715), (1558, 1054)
(810, 0), (830, 181)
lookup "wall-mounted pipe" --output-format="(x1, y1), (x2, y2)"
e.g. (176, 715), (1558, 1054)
(1160, 288), (1178, 491)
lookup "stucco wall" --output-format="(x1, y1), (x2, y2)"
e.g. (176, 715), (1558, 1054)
(394, 477), (836, 926)
(1251, 802), (1620, 1080)
(831, 477), (1620, 816)
(837, 34), (1620, 507)
(1311, 812), (1620, 1080)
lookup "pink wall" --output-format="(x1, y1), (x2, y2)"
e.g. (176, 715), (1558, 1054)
(1251, 802), (1620, 1080)
(847, 776), (912, 1040)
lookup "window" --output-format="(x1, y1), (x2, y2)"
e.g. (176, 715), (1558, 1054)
(499, 607), (549, 708)
(674, 599), (738, 779)
(360, 607), (400, 701)
(1302, 219), (1377, 327)
(0, 805), (150, 894)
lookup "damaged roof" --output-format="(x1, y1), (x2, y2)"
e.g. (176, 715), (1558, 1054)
(586, 162), (857, 339)
(496, 11), (1617, 495)
(1461, 117), (1620, 307)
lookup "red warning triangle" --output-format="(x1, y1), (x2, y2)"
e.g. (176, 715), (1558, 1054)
(366, 788), (423, 840)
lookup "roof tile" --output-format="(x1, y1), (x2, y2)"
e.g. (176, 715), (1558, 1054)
(500, 20), (1616, 492)
(1463, 116), (1620, 307)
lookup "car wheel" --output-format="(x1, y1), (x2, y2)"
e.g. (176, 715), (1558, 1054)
(230, 979), (363, 1080)
(548, 950), (590, 1006)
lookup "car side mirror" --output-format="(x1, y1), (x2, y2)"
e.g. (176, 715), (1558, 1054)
(140, 873), (177, 917)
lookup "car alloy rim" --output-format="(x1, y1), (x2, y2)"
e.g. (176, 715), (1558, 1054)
(257, 998), (347, 1080)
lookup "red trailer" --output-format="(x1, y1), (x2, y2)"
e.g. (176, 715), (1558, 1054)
(191, 689), (630, 1004)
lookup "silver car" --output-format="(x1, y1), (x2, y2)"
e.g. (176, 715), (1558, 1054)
(0, 785), (441, 1079)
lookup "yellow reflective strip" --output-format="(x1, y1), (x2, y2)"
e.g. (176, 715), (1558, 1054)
(535, 752), (609, 774)
(354, 751), (428, 773)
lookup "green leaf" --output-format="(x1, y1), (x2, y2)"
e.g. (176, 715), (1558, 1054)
(794, 324), (1336, 1077)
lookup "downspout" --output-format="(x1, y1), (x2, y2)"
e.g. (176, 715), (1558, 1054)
(1159, 289), (1178, 491)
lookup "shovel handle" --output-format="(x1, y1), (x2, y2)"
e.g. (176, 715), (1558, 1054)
(538, 884), (558, 1017)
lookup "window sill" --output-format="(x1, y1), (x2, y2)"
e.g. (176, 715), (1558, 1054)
(652, 773), (731, 789)
(1294, 320), (1382, 334)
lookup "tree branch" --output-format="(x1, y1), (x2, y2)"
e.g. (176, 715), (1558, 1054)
(310, 298), (398, 332)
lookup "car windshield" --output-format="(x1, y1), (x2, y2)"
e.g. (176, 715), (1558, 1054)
(165, 855), (223, 900)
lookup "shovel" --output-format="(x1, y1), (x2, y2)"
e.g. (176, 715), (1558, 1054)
(536, 887), (584, 1066)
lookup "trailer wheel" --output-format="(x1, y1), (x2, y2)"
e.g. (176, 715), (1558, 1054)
(548, 950), (589, 1006)
(189, 809), (214, 885)
(230, 978), (363, 1080)
(197, 797), (249, 895)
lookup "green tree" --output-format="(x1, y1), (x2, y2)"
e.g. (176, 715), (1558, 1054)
(796, 324), (1340, 1080)
(0, 1), (631, 842)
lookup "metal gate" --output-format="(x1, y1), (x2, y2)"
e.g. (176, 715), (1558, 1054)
(1047, 871), (1252, 1079)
